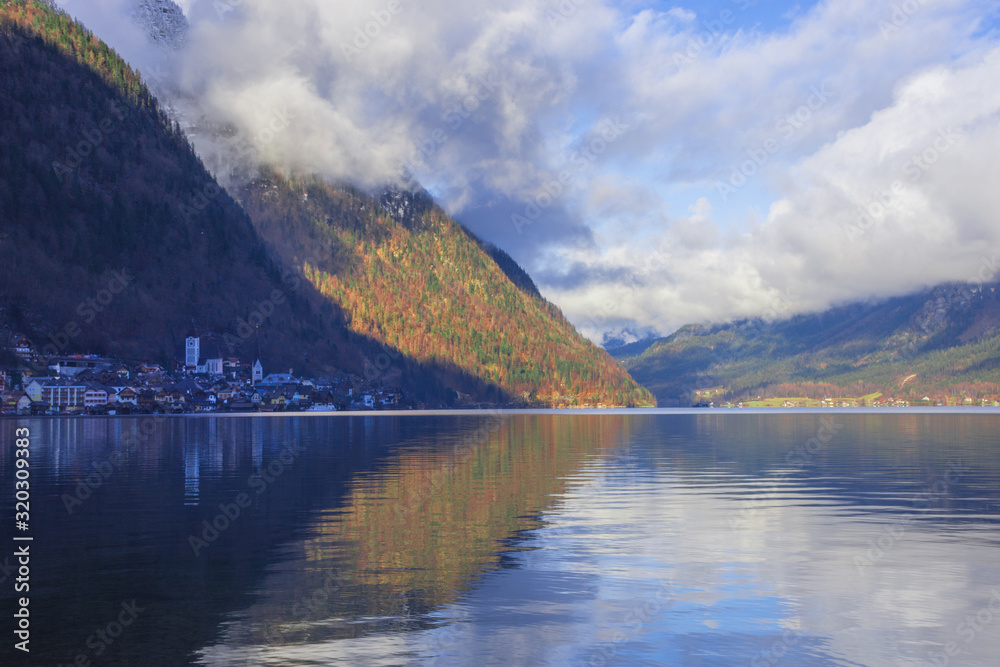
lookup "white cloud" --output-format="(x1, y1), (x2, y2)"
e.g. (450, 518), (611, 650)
(55, 0), (1000, 341)
(550, 42), (1000, 339)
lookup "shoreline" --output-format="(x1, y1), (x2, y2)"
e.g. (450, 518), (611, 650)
(3, 406), (1000, 419)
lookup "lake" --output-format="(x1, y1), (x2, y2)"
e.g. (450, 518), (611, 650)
(1, 410), (999, 666)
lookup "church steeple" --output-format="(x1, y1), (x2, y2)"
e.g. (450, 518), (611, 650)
(251, 325), (263, 385)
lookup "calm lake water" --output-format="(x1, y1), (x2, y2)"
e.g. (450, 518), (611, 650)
(1, 411), (999, 666)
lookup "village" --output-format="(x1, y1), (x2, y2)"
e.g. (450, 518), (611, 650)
(0, 331), (413, 415)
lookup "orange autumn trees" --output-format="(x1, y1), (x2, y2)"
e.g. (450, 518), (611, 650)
(240, 173), (655, 407)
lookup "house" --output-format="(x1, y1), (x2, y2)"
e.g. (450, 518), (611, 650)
(188, 392), (218, 412)
(12, 335), (33, 356)
(24, 378), (57, 402)
(1, 391), (30, 415)
(8, 334), (34, 360)
(137, 390), (158, 409)
(193, 390), (217, 405)
(84, 385), (109, 408)
(259, 372), (298, 387)
(214, 385), (236, 402)
(117, 387), (138, 405)
(307, 391), (338, 411)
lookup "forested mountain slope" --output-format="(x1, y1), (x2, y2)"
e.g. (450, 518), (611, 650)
(618, 282), (1000, 405)
(238, 173), (655, 407)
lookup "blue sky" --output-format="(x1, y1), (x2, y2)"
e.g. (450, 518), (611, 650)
(660, 0), (818, 30)
(64, 0), (1000, 343)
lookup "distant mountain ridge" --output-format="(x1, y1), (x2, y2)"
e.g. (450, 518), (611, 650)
(617, 282), (1000, 405)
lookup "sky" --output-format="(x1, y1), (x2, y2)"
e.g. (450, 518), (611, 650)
(57, 0), (1000, 344)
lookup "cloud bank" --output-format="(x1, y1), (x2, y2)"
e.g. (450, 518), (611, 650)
(57, 0), (1000, 343)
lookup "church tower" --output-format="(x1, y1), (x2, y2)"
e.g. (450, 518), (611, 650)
(185, 336), (200, 371)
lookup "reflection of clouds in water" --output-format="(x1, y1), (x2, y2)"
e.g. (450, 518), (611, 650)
(405, 465), (994, 667)
(178, 415), (1000, 666)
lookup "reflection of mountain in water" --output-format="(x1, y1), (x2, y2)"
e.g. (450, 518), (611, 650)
(2, 414), (637, 665)
(199, 415), (637, 660)
(5, 413), (999, 665)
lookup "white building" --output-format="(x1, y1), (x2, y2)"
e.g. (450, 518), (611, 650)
(41, 381), (87, 411)
(184, 336), (224, 376)
(185, 336), (200, 370)
(84, 386), (109, 408)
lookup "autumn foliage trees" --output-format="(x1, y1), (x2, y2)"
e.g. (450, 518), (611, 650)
(240, 174), (655, 407)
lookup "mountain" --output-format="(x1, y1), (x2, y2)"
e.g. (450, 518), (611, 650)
(236, 172), (654, 407)
(617, 282), (1000, 406)
(0, 1), (653, 407)
(130, 0), (187, 49)
(0, 1), (370, 373)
